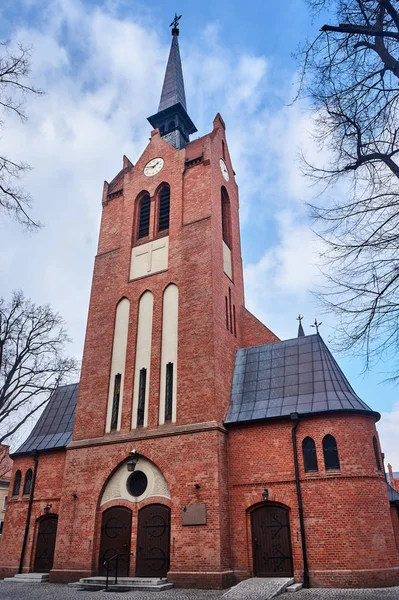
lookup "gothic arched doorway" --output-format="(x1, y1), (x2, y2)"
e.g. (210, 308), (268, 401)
(33, 515), (58, 573)
(251, 504), (293, 577)
(99, 506), (132, 576)
(136, 504), (170, 577)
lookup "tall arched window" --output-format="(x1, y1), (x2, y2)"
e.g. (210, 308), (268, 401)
(137, 194), (150, 239)
(221, 187), (231, 248)
(12, 470), (21, 496)
(323, 434), (340, 470)
(373, 436), (382, 471)
(158, 184), (170, 232)
(302, 437), (318, 472)
(23, 469), (33, 495)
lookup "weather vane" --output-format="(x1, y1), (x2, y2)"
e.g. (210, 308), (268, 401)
(170, 13), (182, 34)
(311, 318), (322, 334)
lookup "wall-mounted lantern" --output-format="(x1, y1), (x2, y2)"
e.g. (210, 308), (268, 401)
(262, 488), (269, 502)
(43, 503), (52, 514)
(127, 449), (139, 472)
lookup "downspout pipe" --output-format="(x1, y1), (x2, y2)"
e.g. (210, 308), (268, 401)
(290, 412), (310, 588)
(19, 451), (39, 574)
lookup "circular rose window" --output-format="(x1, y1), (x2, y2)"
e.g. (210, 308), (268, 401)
(126, 470), (148, 497)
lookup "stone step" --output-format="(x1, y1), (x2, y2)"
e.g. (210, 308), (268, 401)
(78, 576), (167, 585)
(68, 581), (174, 592)
(4, 573), (49, 584)
(286, 583), (303, 593)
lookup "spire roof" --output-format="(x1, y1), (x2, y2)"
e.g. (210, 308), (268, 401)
(158, 31), (187, 113)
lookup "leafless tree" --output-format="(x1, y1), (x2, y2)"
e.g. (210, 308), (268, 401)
(0, 292), (78, 447)
(0, 444), (12, 480)
(0, 40), (43, 230)
(297, 0), (399, 374)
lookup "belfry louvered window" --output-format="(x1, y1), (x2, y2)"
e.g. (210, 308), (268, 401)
(323, 434), (340, 470)
(158, 185), (170, 231)
(165, 362), (174, 421)
(12, 470), (21, 496)
(137, 368), (147, 426)
(138, 194), (150, 239)
(23, 469), (33, 495)
(302, 437), (318, 472)
(373, 436), (382, 471)
(111, 373), (121, 430)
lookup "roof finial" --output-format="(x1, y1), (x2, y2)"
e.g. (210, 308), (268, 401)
(297, 314), (305, 337)
(170, 13), (182, 36)
(311, 318), (322, 334)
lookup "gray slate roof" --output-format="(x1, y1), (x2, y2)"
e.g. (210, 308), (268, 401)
(225, 334), (379, 424)
(387, 483), (399, 504)
(14, 383), (78, 455)
(158, 33), (187, 112)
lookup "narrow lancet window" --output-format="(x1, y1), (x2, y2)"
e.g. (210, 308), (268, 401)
(12, 470), (21, 496)
(158, 185), (170, 231)
(225, 297), (229, 330)
(111, 373), (121, 431)
(23, 469), (33, 495)
(137, 368), (147, 426)
(221, 187), (231, 248)
(138, 194), (150, 239)
(165, 362), (174, 421)
(323, 434), (340, 470)
(373, 436), (382, 471)
(302, 437), (318, 472)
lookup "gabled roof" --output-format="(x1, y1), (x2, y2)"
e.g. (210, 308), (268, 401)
(387, 482), (399, 504)
(225, 334), (379, 425)
(158, 33), (187, 113)
(14, 383), (79, 456)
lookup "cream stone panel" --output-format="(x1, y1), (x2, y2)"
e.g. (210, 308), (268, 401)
(130, 237), (169, 280)
(132, 291), (153, 428)
(223, 241), (232, 280)
(158, 284), (178, 425)
(100, 456), (170, 506)
(105, 298), (130, 432)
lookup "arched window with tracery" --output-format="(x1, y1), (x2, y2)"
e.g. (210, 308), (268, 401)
(323, 434), (340, 470)
(158, 184), (170, 232)
(373, 436), (382, 471)
(221, 187), (231, 248)
(12, 470), (21, 496)
(302, 437), (318, 472)
(137, 193), (150, 240)
(23, 469), (33, 495)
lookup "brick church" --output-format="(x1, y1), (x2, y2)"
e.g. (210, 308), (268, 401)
(1, 20), (399, 589)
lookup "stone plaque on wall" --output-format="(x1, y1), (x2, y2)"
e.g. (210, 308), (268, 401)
(182, 504), (206, 526)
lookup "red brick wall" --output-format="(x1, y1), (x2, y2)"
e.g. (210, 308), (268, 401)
(228, 413), (399, 588)
(0, 451), (66, 578)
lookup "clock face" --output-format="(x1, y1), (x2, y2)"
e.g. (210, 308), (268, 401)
(144, 157), (164, 177)
(220, 158), (229, 182)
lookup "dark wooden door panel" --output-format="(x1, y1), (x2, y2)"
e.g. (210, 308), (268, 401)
(136, 504), (170, 577)
(34, 515), (58, 573)
(251, 505), (293, 577)
(99, 506), (132, 576)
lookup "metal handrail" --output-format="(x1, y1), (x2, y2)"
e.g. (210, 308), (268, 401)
(103, 552), (134, 591)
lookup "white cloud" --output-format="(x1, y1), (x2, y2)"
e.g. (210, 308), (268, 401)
(378, 401), (399, 468)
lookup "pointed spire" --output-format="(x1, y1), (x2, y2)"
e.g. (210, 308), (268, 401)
(147, 15), (197, 149)
(158, 17), (187, 112)
(297, 314), (305, 337)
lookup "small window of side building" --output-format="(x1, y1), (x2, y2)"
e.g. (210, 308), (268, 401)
(323, 434), (340, 470)
(1, 496), (7, 512)
(158, 185), (170, 232)
(12, 470), (21, 497)
(23, 469), (33, 496)
(0, 520), (3, 535)
(137, 194), (151, 240)
(302, 437), (318, 472)
(373, 436), (382, 471)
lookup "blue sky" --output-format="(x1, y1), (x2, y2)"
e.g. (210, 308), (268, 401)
(1, 0), (398, 464)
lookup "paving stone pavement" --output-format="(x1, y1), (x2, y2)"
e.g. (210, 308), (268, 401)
(0, 582), (224, 600)
(279, 588), (399, 599)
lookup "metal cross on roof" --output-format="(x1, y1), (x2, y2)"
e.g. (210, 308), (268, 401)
(297, 314), (303, 323)
(170, 13), (182, 30)
(311, 318), (322, 334)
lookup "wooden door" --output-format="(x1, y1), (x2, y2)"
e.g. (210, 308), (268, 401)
(136, 504), (170, 577)
(34, 515), (58, 573)
(251, 505), (293, 577)
(99, 506), (132, 576)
